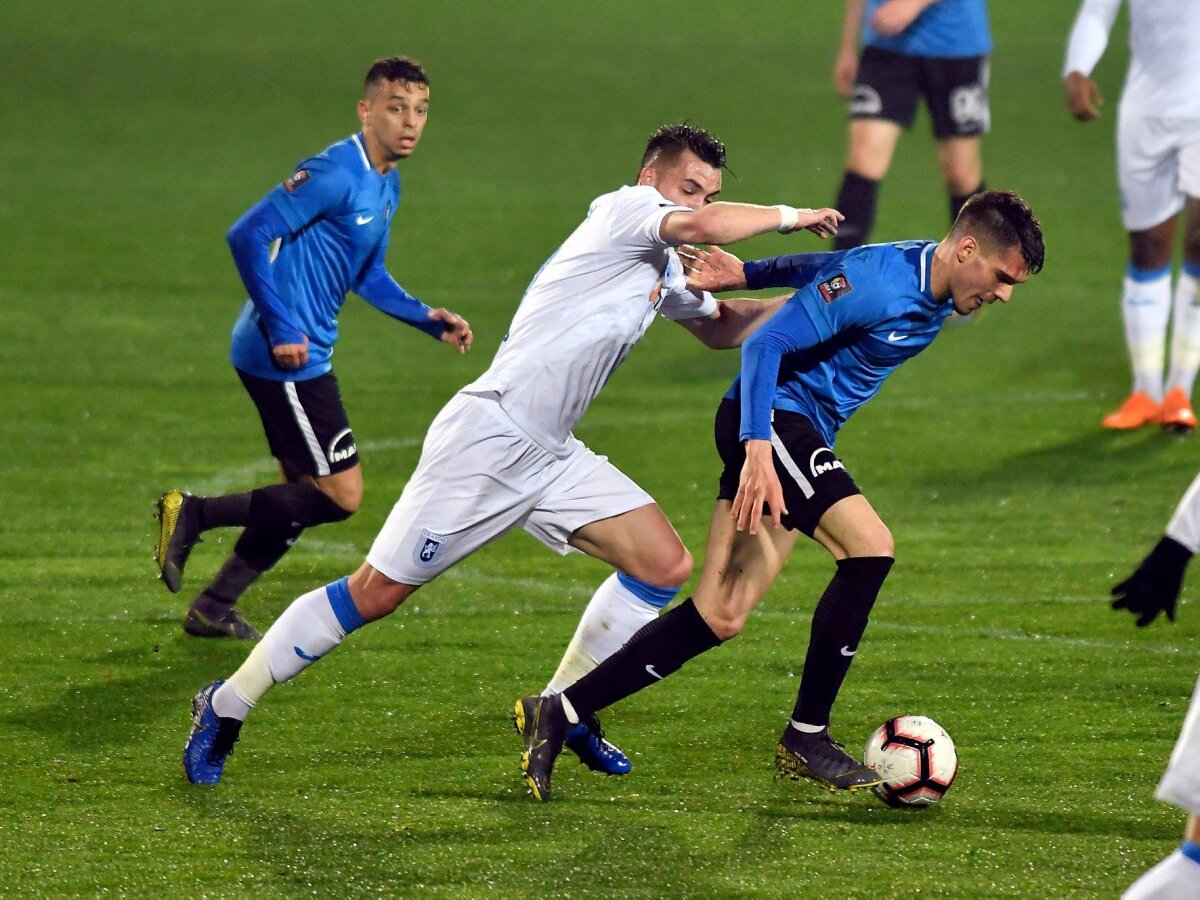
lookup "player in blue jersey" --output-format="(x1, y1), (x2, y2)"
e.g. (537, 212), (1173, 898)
(516, 191), (1044, 800)
(832, 0), (991, 249)
(154, 57), (473, 639)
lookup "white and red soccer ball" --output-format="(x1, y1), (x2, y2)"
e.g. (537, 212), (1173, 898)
(863, 715), (958, 807)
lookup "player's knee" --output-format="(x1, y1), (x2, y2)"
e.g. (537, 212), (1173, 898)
(347, 563), (413, 621)
(703, 606), (748, 641)
(1129, 229), (1174, 270)
(651, 547), (693, 589)
(1182, 221), (1200, 263)
(860, 522), (894, 559)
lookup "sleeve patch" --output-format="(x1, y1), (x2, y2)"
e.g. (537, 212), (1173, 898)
(817, 273), (852, 303)
(282, 169), (311, 192)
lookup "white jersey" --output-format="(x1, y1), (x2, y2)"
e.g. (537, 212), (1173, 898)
(1063, 0), (1200, 120)
(464, 184), (717, 455)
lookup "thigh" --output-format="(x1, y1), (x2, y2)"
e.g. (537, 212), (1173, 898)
(524, 442), (657, 558)
(237, 368), (358, 478)
(812, 494), (893, 560)
(1118, 112), (1186, 232)
(851, 46), (921, 129)
(365, 395), (550, 585)
(693, 500), (800, 630)
(922, 55), (990, 139)
(714, 398), (861, 538)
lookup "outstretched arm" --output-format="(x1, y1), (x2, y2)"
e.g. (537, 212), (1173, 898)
(683, 245), (841, 293)
(660, 204), (842, 247)
(674, 294), (792, 349)
(355, 251), (473, 354)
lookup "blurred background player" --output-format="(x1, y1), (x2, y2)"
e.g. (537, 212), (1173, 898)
(179, 123), (844, 785)
(154, 57), (473, 639)
(1110, 475), (1200, 897)
(831, 0), (991, 250)
(1064, 0), (1200, 432)
(517, 191), (1044, 801)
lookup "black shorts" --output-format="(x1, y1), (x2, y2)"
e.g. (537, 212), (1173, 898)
(714, 398), (860, 537)
(237, 368), (359, 478)
(850, 45), (990, 139)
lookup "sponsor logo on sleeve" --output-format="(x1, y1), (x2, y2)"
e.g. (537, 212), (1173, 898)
(414, 529), (449, 568)
(817, 273), (852, 303)
(283, 169), (311, 192)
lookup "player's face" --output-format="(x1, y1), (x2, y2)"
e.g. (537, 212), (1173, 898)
(358, 79), (430, 162)
(949, 240), (1029, 315)
(638, 151), (722, 210)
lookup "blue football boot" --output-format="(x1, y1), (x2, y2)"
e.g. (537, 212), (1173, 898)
(183, 680), (243, 785)
(564, 714), (632, 775)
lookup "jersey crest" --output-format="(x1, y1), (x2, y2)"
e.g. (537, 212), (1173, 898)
(818, 273), (852, 303)
(283, 169), (311, 192)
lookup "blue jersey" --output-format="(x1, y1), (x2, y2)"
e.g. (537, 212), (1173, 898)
(728, 241), (952, 446)
(864, 0), (990, 59)
(231, 133), (402, 381)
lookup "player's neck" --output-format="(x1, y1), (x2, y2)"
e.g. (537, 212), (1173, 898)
(929, 242), (953, 301)
(360, 130), (399, 175)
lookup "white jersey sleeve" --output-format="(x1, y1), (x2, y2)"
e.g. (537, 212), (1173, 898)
(1062, 0), (1121, 78)
(607, 185), (689, 253)
(658, 249), (718, 321)
(1165, 472), (1200, 553)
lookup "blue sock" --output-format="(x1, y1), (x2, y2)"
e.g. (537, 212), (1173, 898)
(616, 571), (679, 609)
(1181, 840), (1200, 865)
(327, 576), (366, 634)
(1184, 259), (1200, 279)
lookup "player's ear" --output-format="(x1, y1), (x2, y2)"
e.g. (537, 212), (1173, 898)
(955, 235), (978, 263)
(357, 97), (370, 126)
(636, 164), (656, 187)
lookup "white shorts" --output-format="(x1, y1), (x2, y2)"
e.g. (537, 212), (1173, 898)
(1117, 110), (1200, 231)
(1156, 670), (1200, 816)
(366, 392), (655, 585)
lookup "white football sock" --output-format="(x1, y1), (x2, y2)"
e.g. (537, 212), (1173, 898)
(543, 572), (662, 694)
(213, 584), (354, 720)
(1122, 265), (1172, 401)
(1167, 270), (1200, 397)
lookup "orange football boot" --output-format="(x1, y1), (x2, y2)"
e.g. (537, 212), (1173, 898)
(1161, 387), (1197, 433)
(1101, 391), (1163, 430)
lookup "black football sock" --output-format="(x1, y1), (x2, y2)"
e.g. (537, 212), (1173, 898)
(192, 523), (305, 612)
(792, 556), (894, 727)
(833, 171), (880, 250)
(197, 482), (352, 530)
(563, 598), (722, 719)
(950, 182), (985, 224)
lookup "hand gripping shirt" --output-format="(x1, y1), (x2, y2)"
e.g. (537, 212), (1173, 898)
(729, 241), (952, 447)
(464, 185), (717, 455)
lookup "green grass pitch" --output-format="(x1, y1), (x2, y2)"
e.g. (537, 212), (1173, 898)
(3, 1), (1199, 895)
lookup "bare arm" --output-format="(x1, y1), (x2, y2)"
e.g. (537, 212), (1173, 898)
(1062, 0), (1120, 120)
(674, 295), (791, 350)
(834, 0), (869, 96)
(870, 0), (941, 38)
(660, 204), (842, 246)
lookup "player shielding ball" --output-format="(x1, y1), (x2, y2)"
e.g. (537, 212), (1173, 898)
(1110, 476), (1200, 897)
(154, 57), (472, 639)
(1064, 0), (1200, 432)
(180, 122), (843, 784)
(517, 191), (1044, 801)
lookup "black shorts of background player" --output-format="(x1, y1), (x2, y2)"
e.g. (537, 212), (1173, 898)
(831, 0), (991, 250)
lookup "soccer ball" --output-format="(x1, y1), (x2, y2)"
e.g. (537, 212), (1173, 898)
(862, 715), (957, 807)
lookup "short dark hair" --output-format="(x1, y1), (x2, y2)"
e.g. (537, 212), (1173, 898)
(952, 190), (1045, 274)
(364, 56), (429, 95)
(640, 123), (726, 172)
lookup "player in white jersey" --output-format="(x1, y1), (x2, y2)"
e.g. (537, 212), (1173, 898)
(179, 123), (844, 784)
(1064, 0), (1200, 432)
(1110, 474), (1200, 897)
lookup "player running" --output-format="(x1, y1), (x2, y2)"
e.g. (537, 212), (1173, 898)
(1109, 475), (1200, 896)
(516, 190), (1044, 800)
(1064, 0), (1200, 431)
(154, 57), (472, 639)
(180, 122), (843, 784)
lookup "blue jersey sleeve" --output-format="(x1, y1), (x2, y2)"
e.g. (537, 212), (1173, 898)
(744, 251), (844, 291)
(354, 244), (445, 339)
(738, 295), (824, 441)
(226, 199), (306, 347)
(267, 155), (355, 234)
